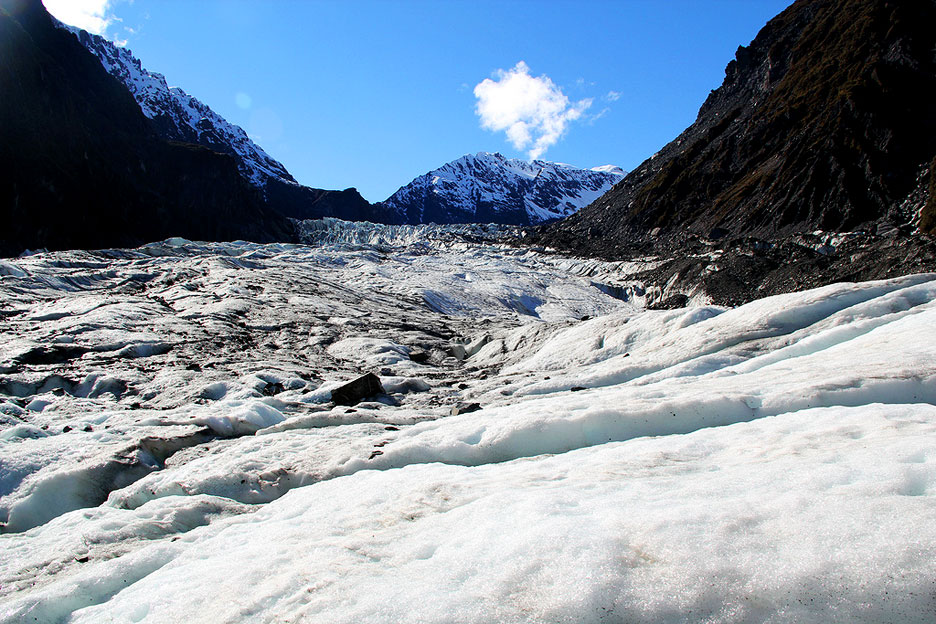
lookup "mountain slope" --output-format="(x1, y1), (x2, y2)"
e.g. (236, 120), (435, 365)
(65, 23), (384, 224)
(0, 0), (296, 256)
(382, 153), (624, 225)
(540, 0), (936, 254)
(67, 26), (293, 188)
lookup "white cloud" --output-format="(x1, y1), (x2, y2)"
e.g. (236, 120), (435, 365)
(606, 90), (622, 102)
(474, 61), (592, 161)
(43, 0), (115, 36)
(589, 107), (611, 124)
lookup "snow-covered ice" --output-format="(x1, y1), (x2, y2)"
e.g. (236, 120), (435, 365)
(1, 227), (934, 622)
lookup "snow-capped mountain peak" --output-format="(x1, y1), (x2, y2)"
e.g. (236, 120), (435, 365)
(382, 152), (625, 225)
(58, 23), (295, 189)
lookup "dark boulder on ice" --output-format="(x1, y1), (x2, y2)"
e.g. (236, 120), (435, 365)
(331, 373), (385, 406)
(261, 382), (285, 397)
(408, 349), (430, 364)
(450, 403), (482, 416)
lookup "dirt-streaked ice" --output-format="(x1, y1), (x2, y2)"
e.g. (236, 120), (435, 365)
(1, 230), (934, 623)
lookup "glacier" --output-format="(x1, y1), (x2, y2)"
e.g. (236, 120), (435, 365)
(0, 223), (934, 623)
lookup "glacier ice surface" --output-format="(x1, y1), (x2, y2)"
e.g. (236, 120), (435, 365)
(1, 227), (934, 622)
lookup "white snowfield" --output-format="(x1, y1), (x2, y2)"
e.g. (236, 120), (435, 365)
(1, 230), (934, 623)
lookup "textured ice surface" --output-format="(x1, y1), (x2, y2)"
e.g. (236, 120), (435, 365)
(38, 405), (936, 624)
(1, 232), (934, 622)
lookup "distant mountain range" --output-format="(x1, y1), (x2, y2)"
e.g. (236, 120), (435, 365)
(72, 32), (626, 228)
(0, 0), (624, 255)
(72, 27), (625, 229)
(380, 153), (623, 225)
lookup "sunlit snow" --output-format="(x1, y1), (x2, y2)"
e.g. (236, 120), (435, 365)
(382, 152), (625, 224)
(1, 224), (934, 623)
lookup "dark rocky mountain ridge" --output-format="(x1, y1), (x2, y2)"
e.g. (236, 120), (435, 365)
(0, 0), (297, 256)
(534, 0), (936, 305)
(67, 24), (386, 225)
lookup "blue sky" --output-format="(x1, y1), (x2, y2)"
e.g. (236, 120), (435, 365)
(44, 0), (792, 202)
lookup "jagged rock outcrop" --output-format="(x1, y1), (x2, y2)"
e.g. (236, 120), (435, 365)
(382, 152), (624, 225)
(0, 0), (297, 256)
(539, 0), (936, 256)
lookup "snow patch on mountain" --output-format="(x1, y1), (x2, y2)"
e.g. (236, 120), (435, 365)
(383, 152), (625, 225)
(58, 22), (294, 189)
(590, 164), (625, 176)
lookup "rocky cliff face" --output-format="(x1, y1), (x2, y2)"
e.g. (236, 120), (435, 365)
(382, 153), (624, 225)
(540, 0), (936, 256)
(0, 0), (296, 256)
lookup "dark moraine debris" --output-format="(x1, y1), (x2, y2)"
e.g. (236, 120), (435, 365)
(450, 402), (482, 416)
(15, 345), (91, 365)
(647, 294), (690, 310)
(331, 373), (385, 406)
(408, 349), (430, 364)
(261, 382), (285, 396)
